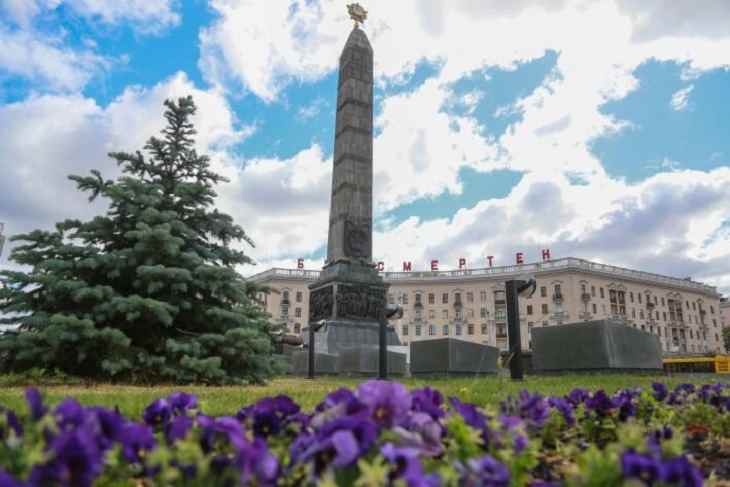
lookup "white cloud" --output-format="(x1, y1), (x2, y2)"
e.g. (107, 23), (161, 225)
(0, 0), (179, 32)
(670, 85), (694, 111)
(0, 26), (111, 92)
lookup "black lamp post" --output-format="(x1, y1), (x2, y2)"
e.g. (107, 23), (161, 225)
(505, 278), (536, 380)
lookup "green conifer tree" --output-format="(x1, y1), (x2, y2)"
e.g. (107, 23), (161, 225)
(0, 97), (280, 384)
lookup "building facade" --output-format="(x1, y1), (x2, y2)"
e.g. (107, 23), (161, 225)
(721, 298), (730, 330)
(250, 257), (726, 355)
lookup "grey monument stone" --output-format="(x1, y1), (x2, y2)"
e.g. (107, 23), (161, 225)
(532, 319), (663, 372)
(338, 347), (407, 376)
(410, 338), (499, 376)
(291, 351), (338, 375)
(295, 22), (405, 375)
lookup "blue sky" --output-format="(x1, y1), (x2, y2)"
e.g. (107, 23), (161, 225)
(1, 0), (730, 295)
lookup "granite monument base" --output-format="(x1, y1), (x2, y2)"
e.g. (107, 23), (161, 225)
(304, 320), (401, 356)
(410, 338), (499, 375)
(532, 319), (662, 372)
(338, 347), (407, 376)
(290, 351), (338, 375)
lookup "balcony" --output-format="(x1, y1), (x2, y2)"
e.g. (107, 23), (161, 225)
(414, 300), (423, 309)
(581, 292), (591, 303)
(453, 299), (463, 309)
(552, 292), (563, 305)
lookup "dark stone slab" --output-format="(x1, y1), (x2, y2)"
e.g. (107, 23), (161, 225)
(532, 320), (662, 372)
(337, 347), (407, 376)
(290, 351), (338, 375)
(410, 338), (499, 375)
(303, 320), (401, 355)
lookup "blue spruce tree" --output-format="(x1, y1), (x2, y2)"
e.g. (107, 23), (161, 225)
(0, 97), (280, 384)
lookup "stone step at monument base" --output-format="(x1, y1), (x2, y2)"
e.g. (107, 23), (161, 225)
(290, 351), (339, 375)
(532, 319), (663, 372)
(289, 347), (407, 376)
(410, 338), (499, 376)
(338, 347), (407, 376)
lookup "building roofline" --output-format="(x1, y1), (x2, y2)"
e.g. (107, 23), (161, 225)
(247, 257), (720, 297)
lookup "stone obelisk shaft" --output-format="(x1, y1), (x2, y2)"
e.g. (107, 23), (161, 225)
(326, 25), (374, 266)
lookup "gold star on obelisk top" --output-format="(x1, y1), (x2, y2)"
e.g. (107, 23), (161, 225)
(347, 3), (367, 28)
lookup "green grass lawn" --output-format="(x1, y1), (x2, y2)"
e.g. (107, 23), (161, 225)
(1, 373), (728, 419)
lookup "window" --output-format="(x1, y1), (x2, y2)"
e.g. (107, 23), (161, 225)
(541, 303), (549, 314)
(662, 312), (666, 321)
(441, 309), (449, 319)
(540, 286), (547, 297)
(554, 284), (561, 296)
(467, 309), (475, 318)
(281, 306), (289, 318)
(442, 293), (449, 304)
(638, 293), (642, 304)
(294, 323), (301, 334)
(402, 325), (408, 336)
(428, 293), (435, 304)
(495, 290), (505, 301)
(295, 308), (302, 318)
(600, 287), (605, 299)
(592, 303), (597, 314)
(661, 297), (665, 306)
(467, 292), (474, 303)
(296, 291), (302, 303)
(654, 296), (658, 305)
(428, 325), (435, 336)
(591, 286), (596, 297)
(527, 305), (533, 315)
(710, 305), (715, 314)
(481, 324), (487, 335)
(640, 310), (644, 319)
(480, 290), (487, 303)
(455, 324), (462, 336)
(692, 302), (696, 310)
(689, 329), (693, 339)
(630, 292), (634, 303)
(282, 290), (290, 302)
(480, 307), (487, 318)
(415, 325), (422, 336)
(497, 324), (506, 337)
(581, 283), (586, 293)
(429, 309), (435, 319)
(455, 310), (463, 321)
(632, 309), (636, 318)
(442, 324), (449, 336)
(402, 293), (409, 305)
(656, 311), (659, 320)
(467, 324), (474, 335)
(415, 293), (422, 305)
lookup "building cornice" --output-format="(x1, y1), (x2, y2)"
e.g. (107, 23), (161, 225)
(247, 257), (720, 297)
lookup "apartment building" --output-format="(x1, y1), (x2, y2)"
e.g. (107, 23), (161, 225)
(249, 257), (726, 355)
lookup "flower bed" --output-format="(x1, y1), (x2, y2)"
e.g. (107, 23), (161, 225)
(1, 381), (729, 486)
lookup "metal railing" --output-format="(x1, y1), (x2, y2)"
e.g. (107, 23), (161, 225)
(247, 257), (719, 295)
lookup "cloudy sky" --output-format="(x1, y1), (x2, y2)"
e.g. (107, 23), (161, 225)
(1, 0), (730, 295)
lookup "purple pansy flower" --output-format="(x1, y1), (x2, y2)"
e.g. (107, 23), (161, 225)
(651, 383), (668, 402)
(461, 454), (510, 487)
(411, 387), (445, 419)
(29, 429), (103, 487)
(237, 395), (301, 438)
(393, 412), (444, 456)
(119, 422), (156, 463)
(381, 443), (440, 487)
(54, 399), (86, 430)
(613, 389), (638, 421)
(143, 398), (172, 427)
(165, 415), (193, 444)
(4, 411), (22, 438)
(300, 416), (378, 473)
(585, 390), (616, 417)
(621, 450), (662, 485)
(167, 392), (198, 415)
(567, 388), (590, 407)
(548, 397), (575, 426)
(87, 407), (125, 451)
(197, 416), (247, 453)
(25, 388), (46, 421)
(356, 380), (412, 428)
(661, 456), (703, 487)
(236, 438), (279, 486)
(0, 468), (24, 487)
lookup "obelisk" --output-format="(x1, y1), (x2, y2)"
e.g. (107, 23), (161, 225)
(299, 4), (404, 375)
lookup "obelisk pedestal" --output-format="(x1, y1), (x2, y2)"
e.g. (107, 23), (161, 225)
(292, 10), (404, 376)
